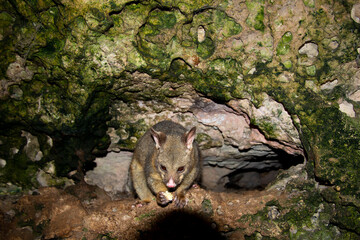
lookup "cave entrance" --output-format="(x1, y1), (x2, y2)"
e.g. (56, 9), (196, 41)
(201, 144), (305, 192)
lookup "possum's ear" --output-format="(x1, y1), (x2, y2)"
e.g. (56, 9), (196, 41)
(150, 128), (167, 149)
(183, 127), (196, 150)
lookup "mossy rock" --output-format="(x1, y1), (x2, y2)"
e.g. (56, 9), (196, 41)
(191, 9), (242, 42)
(196, 37), (216, 59)
(268, 84), (360, 197)
(245, 0), (265, 31)
(276, 31), (293, 56)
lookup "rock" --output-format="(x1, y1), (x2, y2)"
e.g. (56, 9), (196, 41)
(192, 98), (251, 148)
(306, 65), (317, 76)
(36, 170), (49, 187)
(21, 131), (43, 162)
(6, 55), (34, 82)
(320, 79), (338, 91)
(36, 161), (74, 188)
(0, 158), (6, 168)
(9, 85), (23, 100)
(352, 70), (360, 87)
(268, 163), (307, 191)
(201, 166), (232, 191)
(2, 55), (34, 98)
(305, 80), (319, 92)
(348, 90), (360, 102)
(84, 151), (133, 196)
(328, 40), (339, 50)
(198, 25), (206, 43)
(278, 72), (294, 83)
(232, 38), (244, 51)
(228, 94), (302, 148)
(107, 127), (121, 152)
(267, 206), (280, 220)
(351, 3), (360, 24)
(299, 42), (318, 58)
(338, 100), (355, 118)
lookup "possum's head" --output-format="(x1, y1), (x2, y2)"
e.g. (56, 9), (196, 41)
(151, 126), (196, 190)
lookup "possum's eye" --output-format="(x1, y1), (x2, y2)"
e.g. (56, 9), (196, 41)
(160, 165), (167, 171)
(177, 166), (185, 173)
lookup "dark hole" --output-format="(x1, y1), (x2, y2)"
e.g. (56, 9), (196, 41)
(226, 149), (304, 191)
(201, 146), (305, 192)
(137, 210), (225, 240)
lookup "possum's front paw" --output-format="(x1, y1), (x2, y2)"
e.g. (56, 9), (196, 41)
(156, 191), (173, 206)
(174, 192), (188, 208)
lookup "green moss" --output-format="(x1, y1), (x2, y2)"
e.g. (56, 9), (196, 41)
(86, 8), (114, 33)
(135, 9), (187, 71)
(282, 31), (293, 43)
(2, 152), (40, 188)
(191, 69), (234, 101)
(208, 58), (241, 76)
(135, 210), (156, 221)
(268, 84), (360, 197)
(213, 10), (242, 37)
(253, 6), (265, 31)
(148, 10), (176, 29)
(258, 119), (277, 139)
(303, 0), (315, 8)
(197, 37), (215, 59)
(245, 0), (265, 31)
(201, 198), (213, 216)
(307, 108), (360, 195)
(282, 60), (293, 69)
(282, 194), (322, 226)
(32, 38), (65, 65)
(306, 65), (317, 76)
(190, 9), (242, 45)
(276, 31), (293, 55)
(250, 116), (277, 139)
(238, 182), (351, 239)
(0, 11), (14, 40)
(116, 120), (148, 150)
(97, 232), (118, 240)
(196, 133), (222, 149)
(155, 0), (214, 15)
(332, 205), (360, 234)
(196, 133), (212, 149)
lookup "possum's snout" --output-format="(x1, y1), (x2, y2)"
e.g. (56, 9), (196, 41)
(166, 177), (177, 188)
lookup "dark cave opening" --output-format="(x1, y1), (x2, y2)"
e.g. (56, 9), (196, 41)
(201, 145), (305, 192)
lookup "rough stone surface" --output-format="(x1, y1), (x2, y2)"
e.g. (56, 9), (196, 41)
(338, 100), (356, 118)
(108, 91), (303, 168)
(0, 159), (6, 168)
(348, 90), (360, 102)
(6, 55), (34, 82)
(85, 151), (132, 196)
(320, 79), (338, 91)
(298, 42), (319, 58)
(229, 94), (302, 148)
(351, 3), (360, 24)
(21, 131), (43, 162)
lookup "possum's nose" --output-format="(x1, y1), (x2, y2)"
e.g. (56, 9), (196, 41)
(166, 177), (177, 188)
